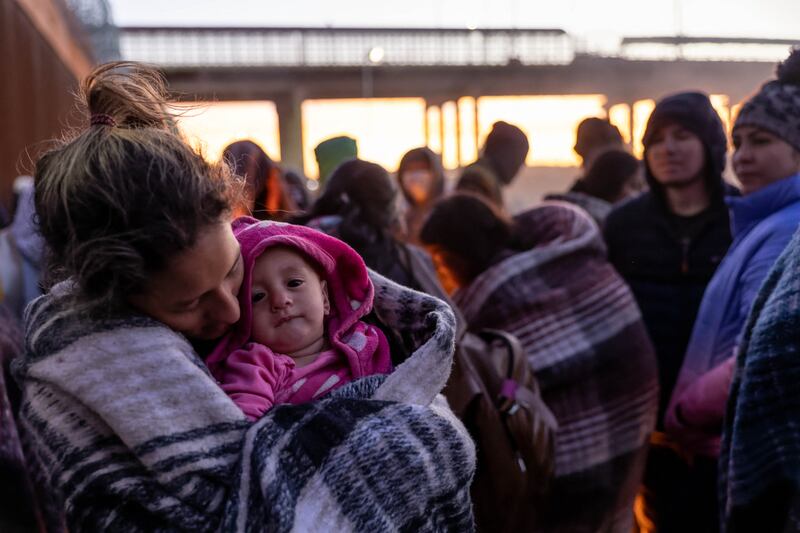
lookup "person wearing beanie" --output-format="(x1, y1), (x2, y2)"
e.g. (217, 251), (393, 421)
(455, 121), (529, 208)
(686, 48), (800, 532)
(314, 135), (358, 191)
(604, 91), (734, 532)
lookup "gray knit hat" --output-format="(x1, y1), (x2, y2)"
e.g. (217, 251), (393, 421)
(734, 47), (800, 153)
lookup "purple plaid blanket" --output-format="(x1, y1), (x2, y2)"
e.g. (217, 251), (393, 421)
(454, 202), (658, 532)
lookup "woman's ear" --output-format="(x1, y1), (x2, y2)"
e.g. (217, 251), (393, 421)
(321, 280), (330, 315)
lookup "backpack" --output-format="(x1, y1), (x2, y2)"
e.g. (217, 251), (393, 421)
(444, 328), (558, 533)
(391, 242), (557, 530)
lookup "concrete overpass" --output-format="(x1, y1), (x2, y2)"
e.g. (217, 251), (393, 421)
(120, 27), (794, 170)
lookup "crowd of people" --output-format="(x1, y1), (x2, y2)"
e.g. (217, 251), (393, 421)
(1, 48), (800, 532)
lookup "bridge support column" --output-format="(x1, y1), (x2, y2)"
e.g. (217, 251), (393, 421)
(455, 99), (462, 167)
(627, 102), (636, 150)
(274, 91), (305, 173)
(473, 97), (481, 154)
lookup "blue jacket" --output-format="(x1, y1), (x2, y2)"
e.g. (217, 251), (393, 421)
(667, 172), (800, 453)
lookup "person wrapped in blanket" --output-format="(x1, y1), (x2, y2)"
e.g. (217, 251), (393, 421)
(15, 61), (475, 532)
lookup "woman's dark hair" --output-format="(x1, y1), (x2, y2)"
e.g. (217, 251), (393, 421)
(574, 118), (623, 160)
(294, 159), (400, 243)
(578, 150), (641, 203)
(482, 121), (530, 185)
(420, 193), (513, 285)
(776, 46), (800, 84)
(282, 169), (312, 211)
(222, 139), (296, 220)
(35, 61), (236, 310)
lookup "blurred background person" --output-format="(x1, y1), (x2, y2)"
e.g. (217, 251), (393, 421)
(294, 159), (442, 295)
(546, 149), (644, 226)
(314, 135), (358, 192)
(396, 146), (446, 244)
(0, 176), (44, 323)
(0, 176), (47, 532)
(574, 117), (625, 173)
(456, 121), (529, 208)
(282, 168), (313, 212)
(222, 139), (298, 221)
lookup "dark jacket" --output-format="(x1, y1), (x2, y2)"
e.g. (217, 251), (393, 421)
(604, 92), (734, 427)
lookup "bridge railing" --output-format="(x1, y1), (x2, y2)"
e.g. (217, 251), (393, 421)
(120, 27), (575, 67)
(120, 27), (798, 68)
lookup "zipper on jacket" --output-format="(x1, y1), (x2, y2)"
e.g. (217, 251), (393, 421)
(680, 237), (690, 275)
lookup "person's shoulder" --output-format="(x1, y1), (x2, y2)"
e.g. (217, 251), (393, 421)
(612, 191), (653, 215)
(604, 192), (655, 230)
(26, 285), (177, 349)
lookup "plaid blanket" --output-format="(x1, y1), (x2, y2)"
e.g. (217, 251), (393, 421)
(13, 272), (475, 532)
(719, 228), (800, 532)
(453, 202), (658, 532)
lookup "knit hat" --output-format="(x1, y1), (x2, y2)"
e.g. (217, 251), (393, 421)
(733, 47), (800, 153)
(314, 136), (358, 188)
(483, 121), (529, 185)
(642, 91), (728, 196)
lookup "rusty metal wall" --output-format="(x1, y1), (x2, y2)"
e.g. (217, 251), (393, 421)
(0, 0), (84, 214)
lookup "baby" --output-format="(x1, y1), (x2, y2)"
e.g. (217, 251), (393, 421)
(206, 217), (392, 420)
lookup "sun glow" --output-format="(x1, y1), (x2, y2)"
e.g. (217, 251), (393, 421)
(174, 95), (735, 180)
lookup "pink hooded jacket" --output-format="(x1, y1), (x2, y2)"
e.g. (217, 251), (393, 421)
(206, 217), (392, 420)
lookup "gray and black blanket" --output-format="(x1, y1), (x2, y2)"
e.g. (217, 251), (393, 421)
(719, 227), (800, 532)
(14, 272), (475, 532)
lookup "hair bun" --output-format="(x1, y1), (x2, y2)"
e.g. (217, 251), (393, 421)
(82, 61), (174, 130)
(776, 47), (800, 86)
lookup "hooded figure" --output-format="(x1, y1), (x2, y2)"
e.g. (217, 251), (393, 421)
(207, 218), (392, 420)
(604, 92), (734, 533)
(456, 121), (529, 208)
(397, 147), (446, 244)
(605, 92), (733, 428)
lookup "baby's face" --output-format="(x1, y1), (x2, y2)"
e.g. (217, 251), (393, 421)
(250, 247), (329, 358)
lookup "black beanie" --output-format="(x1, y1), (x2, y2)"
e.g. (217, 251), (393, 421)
(642, 92), (727, 194)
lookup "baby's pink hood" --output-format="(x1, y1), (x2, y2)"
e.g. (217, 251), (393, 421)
(207, 217), (375, 373)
